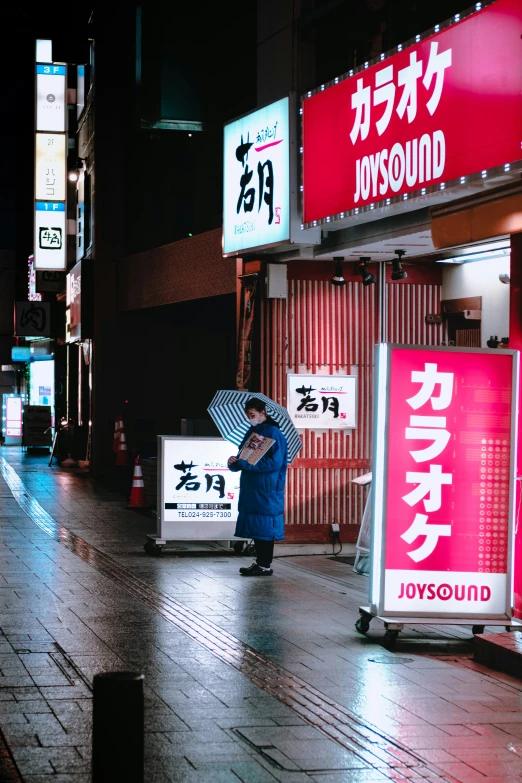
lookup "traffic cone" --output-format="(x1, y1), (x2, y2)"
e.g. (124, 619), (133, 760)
(129, 456), (148, 508)
(113, 415), (122, 452)
(116, 431), (129, 466)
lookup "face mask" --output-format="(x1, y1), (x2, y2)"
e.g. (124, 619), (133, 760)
(246, 410), (266, 426)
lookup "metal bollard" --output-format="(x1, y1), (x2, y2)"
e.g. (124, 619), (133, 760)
(92, 672), (144, 783)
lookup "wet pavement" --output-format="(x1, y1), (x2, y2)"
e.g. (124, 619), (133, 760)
(1, 448), (522, 782)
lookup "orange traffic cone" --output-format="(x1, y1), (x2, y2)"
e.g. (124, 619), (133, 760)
(116, 431), (129, 466)
(113, 415), (122, 452)
(129, 456), (148, 508)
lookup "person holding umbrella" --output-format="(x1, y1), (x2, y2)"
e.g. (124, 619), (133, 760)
(228, 398), (288, 576)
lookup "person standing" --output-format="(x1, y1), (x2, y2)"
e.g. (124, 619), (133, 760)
(228, 398), (288, 576)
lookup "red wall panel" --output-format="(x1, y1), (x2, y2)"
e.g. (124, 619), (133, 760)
(260, 264), (444, 542)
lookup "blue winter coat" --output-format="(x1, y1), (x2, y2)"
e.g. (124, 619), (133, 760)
(230, 422), (288, 541)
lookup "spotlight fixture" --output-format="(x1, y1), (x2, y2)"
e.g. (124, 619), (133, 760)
(391, 249), (408, 280)
(331, 257), (346, 287)
(68, 157), (85, 183)
(356, 257), (376, 286)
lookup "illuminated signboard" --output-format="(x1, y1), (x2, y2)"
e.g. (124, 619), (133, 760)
(66, 261), (82, 342)
(223, 97), (290, 256)
(11, 347), (31, 362)
(370, 344), (519, 620)
(36, 64), (66, 132)
(35, 133), (66, 201)
(34, 202), (66, 271)
(302, 0), (522, 226)
(3, 395), (23, 445)
(158, 437), (240, 540)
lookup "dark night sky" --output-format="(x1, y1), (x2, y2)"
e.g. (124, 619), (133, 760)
(5, 0), (473, 283)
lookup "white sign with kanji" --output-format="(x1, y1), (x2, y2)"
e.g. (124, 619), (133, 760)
(287, 374), (357, 429)
(159, 437), (240, 540)
(34, 202), (66, 271)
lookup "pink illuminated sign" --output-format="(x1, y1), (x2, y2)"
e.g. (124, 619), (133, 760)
(371, 345), (518, 618)
(302, 0), (522, 225)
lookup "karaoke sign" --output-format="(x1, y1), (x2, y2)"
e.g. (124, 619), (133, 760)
(371, 345), (518, 618)
(302, 0), (522, 225)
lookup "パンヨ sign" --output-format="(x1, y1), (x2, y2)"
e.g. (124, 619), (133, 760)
(302, 0), (522, 226)
(35, 133), (66, 201)
(223, 97), (290, 255)
(287, 374), (357, 429)
(158, 437), (240, 541)
(370, 345), (519, 620)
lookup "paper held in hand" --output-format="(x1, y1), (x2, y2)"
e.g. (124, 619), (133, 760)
(239, 433), (275, 466)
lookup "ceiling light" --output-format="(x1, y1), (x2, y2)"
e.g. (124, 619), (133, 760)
(331, 258), (346, 287)
(357, 257), (376, 286)
(391, 250), (408, 280)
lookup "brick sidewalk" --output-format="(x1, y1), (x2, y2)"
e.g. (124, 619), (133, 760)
(1, 448), (522, 782)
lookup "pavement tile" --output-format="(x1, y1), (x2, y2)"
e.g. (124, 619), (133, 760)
(310, 772), (388, 782)
(3, 454), (522, 783)
(431, 761), (496, 781)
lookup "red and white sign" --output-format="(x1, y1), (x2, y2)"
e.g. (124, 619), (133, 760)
(302, 0), (522, 225)
(372, 346), (518, 618)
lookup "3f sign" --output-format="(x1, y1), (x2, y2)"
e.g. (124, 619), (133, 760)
(41, 65), (62, 74)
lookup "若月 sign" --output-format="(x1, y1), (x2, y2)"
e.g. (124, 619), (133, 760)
(302, 0), (522, 225)
(158, 437), (240, 540)
(34, 202), (66, 270)
(370, 345), (518, 620)
(223, 97), (290, 256)
(287, 374), (357, 429)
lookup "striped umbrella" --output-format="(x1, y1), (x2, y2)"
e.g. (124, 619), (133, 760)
(208, 390), (302, 464)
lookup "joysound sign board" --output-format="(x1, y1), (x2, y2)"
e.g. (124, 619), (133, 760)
(302, 0), (522, 228)
(370, 345), (519, 620)
(158, 436), (240, 540)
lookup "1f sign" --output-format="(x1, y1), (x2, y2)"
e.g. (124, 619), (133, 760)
(34, 202), (66, 270)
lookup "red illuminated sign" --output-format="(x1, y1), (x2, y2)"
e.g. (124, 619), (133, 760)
(302, 0), (522, 225)
(371, 346), (518, 618)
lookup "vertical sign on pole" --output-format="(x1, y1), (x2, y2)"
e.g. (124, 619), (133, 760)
(371, 345), (519, 621)
(34, 203), (66, 270)
(35, 55), (67, 272)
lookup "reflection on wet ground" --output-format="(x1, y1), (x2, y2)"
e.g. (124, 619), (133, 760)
(1, 448), (522, 782)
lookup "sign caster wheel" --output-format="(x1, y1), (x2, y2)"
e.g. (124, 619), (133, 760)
(472, 625), (485, 635)
(383, 630), (399, 649)
(144, 541), (163, 557)
(355, 616), (370, 635)
(233, 542), (245, 555)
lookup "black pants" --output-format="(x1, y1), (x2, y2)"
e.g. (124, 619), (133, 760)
(254, 539), (274, 568)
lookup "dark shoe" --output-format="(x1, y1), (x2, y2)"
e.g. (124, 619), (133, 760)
(239, 562), (273, 577)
